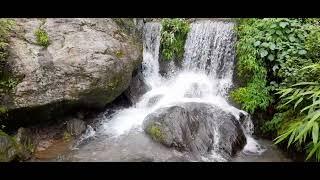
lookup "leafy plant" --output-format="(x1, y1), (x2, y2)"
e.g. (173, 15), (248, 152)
(160, 18), (190, 61)
(35, 27), (50, 47)
(231, 18), (273, 113)
(274, 64), (320, 161)
(0, 78), (18, 90)
(233, 18), (320, 161)
(233, 18), (314, 113)
(231, 77), (271, 113)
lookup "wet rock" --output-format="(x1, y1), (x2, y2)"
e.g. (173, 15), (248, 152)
(143, 102), (246, 160)
(0, 131), (19, 162)
(147, 95), (163, 107)
(124, 66), (149, 104)
(66, 119), (87, 136)
(0, 128), (36, 162)
(15, 127), (36, 159)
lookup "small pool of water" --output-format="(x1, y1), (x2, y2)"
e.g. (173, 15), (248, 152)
(29, 130), (292, 162)
(232, 138), (291, 162)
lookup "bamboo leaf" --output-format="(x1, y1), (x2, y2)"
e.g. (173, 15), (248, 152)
(309, 111), (320, 122)
(288, 131), (296, 148)
(292, 82), (319, 86)
(301, 64), (320, 71)
(294, 97), (304, 109)
(313, 123), (319, 144)
(279, 88), (293, 98)
(274, 128), (295, 144)
(306, 142), (320, 160)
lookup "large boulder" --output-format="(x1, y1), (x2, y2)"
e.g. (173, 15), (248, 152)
(0, 18), (142, 127)
(143, 102), (246, 160)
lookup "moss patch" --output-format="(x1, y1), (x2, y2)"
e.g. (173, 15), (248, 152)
(115, 50), (124, 59)
(63, 131), (72, 142)
(147, 124), (165, 142)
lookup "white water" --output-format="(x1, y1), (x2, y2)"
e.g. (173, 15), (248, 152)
(100, 20), (265, 160)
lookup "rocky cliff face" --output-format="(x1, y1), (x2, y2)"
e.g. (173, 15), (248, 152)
(0, 18), (142, 128)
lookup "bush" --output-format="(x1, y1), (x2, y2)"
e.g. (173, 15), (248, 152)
(233, 18), (311, 113)
(234, 18), (320, 161)
(35, 27), (50, 47)
(231, 78), (271, 113)
(160, 18), (190, 61)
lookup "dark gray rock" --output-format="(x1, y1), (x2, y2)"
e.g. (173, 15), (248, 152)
(147, 95), (163, 107)
(124, 66), (149, 104)
(66, 119), (87, 136)
(143, 102), (246, 160)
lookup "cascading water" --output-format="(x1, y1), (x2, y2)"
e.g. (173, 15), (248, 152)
(183, 21), (236, 97)
(96, 20), (265, 161)
(142, 22), (162, 88)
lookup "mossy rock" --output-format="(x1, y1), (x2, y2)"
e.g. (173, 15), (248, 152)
(14, 127), (36, 158)
(0, 128), (36, 162)
(0, 130), (19, 162)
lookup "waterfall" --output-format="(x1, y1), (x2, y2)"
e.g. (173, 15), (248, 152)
(142, 22), (162, 88)
(99, 20), (263, 160)
(183, 21), (236, 96)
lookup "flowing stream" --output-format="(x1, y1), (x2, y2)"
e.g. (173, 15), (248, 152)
(32, 20), (291, 162)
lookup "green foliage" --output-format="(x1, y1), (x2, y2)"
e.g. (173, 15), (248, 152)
(0, 19), (14, 62)
(231, 18), (273, 112)
(160, 18), (190, 61)
(232, 19), (314, 112)
(305, 26), (320, 59)
(234, 18), (320, 161)
(0, 106), (6, 114)
(35, 27), (50, 47)
(0, 19), (15, 130)
(262, 112), (286, 135)
(274, 65), (320, 161)
(231, 78), (271, 113)
(0, 78), (18, 90)
(270, 24), (320, 161)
